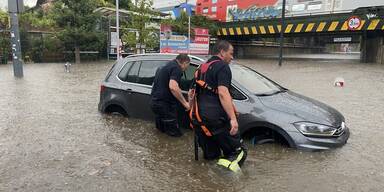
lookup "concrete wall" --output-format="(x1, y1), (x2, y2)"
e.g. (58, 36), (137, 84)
(234, 45), (324, 58)
(360, 34), (384, 64)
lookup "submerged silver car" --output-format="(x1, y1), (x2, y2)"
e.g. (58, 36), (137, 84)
(99, 54), (349, 151)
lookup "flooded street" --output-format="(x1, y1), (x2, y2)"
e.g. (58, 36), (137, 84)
(1, 59), (384, 192)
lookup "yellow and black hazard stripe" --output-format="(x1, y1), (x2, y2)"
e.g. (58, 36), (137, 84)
(217, 18), (384, 36)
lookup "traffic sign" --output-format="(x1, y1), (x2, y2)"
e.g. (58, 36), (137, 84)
(347, 16), (361, 30)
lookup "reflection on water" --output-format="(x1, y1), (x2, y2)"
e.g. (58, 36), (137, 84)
(0, 60), (383, 191)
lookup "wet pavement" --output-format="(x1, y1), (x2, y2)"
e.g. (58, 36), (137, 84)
(1, 59), (384, 192)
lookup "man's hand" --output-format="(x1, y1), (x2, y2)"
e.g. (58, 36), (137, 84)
(229, 119), (238, 135)
(184, 102), (191, 111)
(169, 79), (189, 111)
(188, 89), (195, 101)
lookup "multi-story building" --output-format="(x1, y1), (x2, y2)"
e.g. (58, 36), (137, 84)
(152, 0), (196, 18)
(195, 0), (384, 22)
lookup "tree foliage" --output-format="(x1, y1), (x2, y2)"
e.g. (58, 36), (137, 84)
(0, 10), (8, 30)
(20, 9), (56, 31)
(0, 10), (10, 57)
(121, 0), (159, 52)
(162, 12), (219, 37)
(104, 0), (132, 10)
(51, 0), (106, 63)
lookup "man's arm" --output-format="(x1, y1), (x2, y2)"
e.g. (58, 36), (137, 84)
(218, 86), (238, 135)
(169, 79), (190, 110)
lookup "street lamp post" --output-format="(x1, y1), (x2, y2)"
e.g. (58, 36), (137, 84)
(186, 0), (191, 55)
(8, 0), (24, 77)
(116, 0), (120, 60)
(278, 0), (286, 67)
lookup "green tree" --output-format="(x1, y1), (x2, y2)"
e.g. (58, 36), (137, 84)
(104, 0), (132, 10)
(162, 12), (219, 37)
(51, 0), (105, 63)
(0, 10), (10, 62)
(0, 10), (8, 29)
(121, 0), (159, 53)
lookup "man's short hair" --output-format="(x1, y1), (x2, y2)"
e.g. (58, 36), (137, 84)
(176, 54), (190, 63)
(212, 40), (232, 55)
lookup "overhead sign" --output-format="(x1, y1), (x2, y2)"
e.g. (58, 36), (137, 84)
(347, 16), (362, 30)
(160, 25), (210, 55)
(333, 37), (352, 43)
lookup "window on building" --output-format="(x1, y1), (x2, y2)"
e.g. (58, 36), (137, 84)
(292, 4), (306, 12)
(203, 7), (209, 14)
(308, 2), (322, 11)
(212, 0), (217, 4)
(212, 6), (217, 13)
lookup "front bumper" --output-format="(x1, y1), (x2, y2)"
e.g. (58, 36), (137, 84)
(289, 126), (350, 151)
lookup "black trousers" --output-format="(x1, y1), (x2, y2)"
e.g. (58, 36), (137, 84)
(195, 118), (245, 161)
(150, 101), (182, 137)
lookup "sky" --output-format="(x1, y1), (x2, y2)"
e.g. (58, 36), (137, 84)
(0, 0), (37, 10)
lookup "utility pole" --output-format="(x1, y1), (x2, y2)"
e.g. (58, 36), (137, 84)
(8, 0), (24, 77)
(186, 0), (191, 54)
(278, 0), (286, 67)
(116, 0), (120, 60)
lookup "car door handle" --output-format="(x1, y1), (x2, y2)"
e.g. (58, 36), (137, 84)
(125, 88), (132, 93)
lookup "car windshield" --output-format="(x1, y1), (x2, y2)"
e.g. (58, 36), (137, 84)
(230, 64), (285, 96)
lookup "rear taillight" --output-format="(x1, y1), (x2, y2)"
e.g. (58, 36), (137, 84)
(100, 85), (106, 93)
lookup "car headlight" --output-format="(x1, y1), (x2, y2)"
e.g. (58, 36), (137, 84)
(293, 122), (337, 137)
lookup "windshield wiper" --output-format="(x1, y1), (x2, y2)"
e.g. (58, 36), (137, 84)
(256, 89), (287, 97)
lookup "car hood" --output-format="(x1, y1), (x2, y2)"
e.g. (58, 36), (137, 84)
(258, 91), (344, 127)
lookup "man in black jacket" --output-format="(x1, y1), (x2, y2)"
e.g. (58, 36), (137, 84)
(150, 54), (190, 137)
(190, 41), (246, 172)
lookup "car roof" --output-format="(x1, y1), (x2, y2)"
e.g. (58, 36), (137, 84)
(122, 53), (206, 64)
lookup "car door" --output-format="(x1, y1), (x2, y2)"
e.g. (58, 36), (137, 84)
(117, 61), (141, 117)
(129, 60), (168, 120)
(116, 61), (138, 116)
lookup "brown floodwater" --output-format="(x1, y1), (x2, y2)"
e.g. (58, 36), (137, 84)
(1, 58), (383, 191)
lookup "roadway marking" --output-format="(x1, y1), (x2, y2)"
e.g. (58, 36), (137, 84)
(285, 24), (293, 33)
(268, 25), (275, 34)
(229, 28), (235, 35)
(367, 19), (380, 30)
(305, 23), (315, 32)
(251, 26), (257, 34)
(295, 23), (304, 33)
(328, 21), (339, 31)
(259, 26), (266, 34)
(221, 28), (227, 36)
(243, 27), (250, 35)
(236, 27), (242, 35)
(317, 22), (327, 32)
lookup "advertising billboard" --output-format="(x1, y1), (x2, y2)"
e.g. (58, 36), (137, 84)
(196, 0), (374, 22)
(160, 25), (210, 55)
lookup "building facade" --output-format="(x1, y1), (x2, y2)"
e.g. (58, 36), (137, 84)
(195, 0), (384, 22)
(153, 0), (196, 10)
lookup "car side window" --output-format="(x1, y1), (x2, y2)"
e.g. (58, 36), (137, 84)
(126, 62), (140, 83)
(230, 86), (247, 100)
(137, 60), (168, 85)
(118, 61), (134, 82)
(180, 64), (198, 91)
